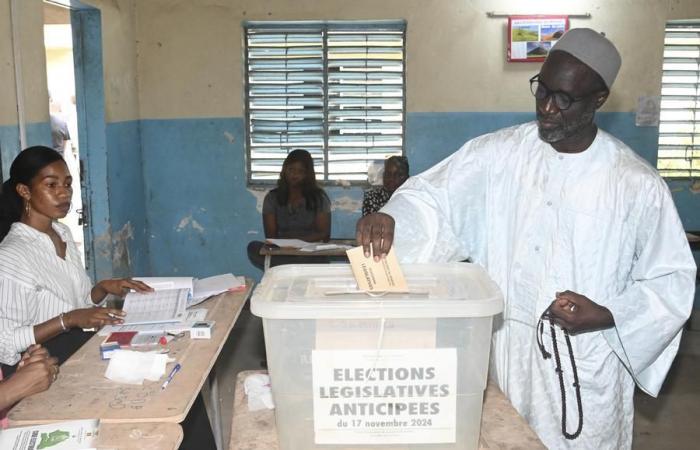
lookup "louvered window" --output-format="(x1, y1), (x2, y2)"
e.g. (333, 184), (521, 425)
(244, 21), (406, 184)
(657, 21), (700, 178)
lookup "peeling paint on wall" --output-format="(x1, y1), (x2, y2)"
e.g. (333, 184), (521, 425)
(176, 214), (205, 233)
(112, 222), (134, 275)
(223, 131), (235, 144)
(247, 230), (259, 235)
(94, 229), (112, 260)
(332, 196), (361, 213)
(247, 187), (269, 213)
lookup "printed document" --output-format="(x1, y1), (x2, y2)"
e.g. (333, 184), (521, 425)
(0, 419), (99, 449)
(122, 288), (188, 324)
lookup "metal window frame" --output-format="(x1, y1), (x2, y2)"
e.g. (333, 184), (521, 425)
(243, 20), (407, 186)
(657, 20), (700, 179)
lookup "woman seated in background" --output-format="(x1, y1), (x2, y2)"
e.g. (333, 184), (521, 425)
(362, 155), (410, 216)
(0, 345), (58, 419)
(247, 149), (331, 270)
(0, 146), (152, 372)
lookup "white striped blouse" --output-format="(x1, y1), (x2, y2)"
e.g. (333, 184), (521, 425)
(0, 222), (94, 365)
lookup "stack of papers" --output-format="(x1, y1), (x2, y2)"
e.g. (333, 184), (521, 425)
(98, 273), (245, 336)
(192, 273), (246, 306)
(134, 273), (246, 308)
(265, 238), (310, 248)
(266, 239), (352, 253)
(99, 308), (208, 336)
(299, 243), (352, 252)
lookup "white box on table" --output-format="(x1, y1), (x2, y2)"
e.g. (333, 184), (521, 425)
(251, 263), (503, 450)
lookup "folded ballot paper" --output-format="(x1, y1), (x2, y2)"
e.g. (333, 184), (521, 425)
(345, 246), (408, 293)
(0, 419), (100, 450)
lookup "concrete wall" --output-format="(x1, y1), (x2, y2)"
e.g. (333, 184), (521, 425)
(3, 0), (700, 287)
(0, 0), (51, 179)
(126, 0), (700, 282)
(86, 0), (149, 277)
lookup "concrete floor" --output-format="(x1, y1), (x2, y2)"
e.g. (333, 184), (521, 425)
(213, 308), (700, 449)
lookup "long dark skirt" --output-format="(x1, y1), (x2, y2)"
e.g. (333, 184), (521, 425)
(1, 328), (94, 376)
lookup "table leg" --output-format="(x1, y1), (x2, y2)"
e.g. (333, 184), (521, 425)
(264, 254), (271, 271)
(207, 366), (224, 450)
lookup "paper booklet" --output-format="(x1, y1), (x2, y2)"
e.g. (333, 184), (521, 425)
(98, 308), (208, 336)
(121, 288), (188, 325)
(0, 419), (99, 450)
(135, 274), (246, 308)
(191, 273), (246, 307)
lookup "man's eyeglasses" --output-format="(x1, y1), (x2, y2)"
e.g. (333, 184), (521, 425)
(529, 75), (591, 111)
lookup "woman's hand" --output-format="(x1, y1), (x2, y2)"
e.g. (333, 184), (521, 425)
(64, 307), (126, 329)
(16, 345), (50, 371)
(8, 346), (59, 401)
(91, 278), (153, 303)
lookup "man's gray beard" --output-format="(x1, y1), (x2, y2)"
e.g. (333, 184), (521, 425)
(538, 109), (596, 143)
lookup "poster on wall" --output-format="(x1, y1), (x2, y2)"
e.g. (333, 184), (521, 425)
(508, 15), (569, 62)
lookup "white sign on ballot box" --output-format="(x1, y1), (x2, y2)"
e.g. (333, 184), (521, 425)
(312, 348), (457, 445)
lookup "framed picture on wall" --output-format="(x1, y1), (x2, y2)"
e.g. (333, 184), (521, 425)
(508, 15), (569, 62)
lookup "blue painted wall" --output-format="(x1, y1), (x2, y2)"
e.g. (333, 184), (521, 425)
(106, 121), (149, 276)
(132, 111), (699, 285)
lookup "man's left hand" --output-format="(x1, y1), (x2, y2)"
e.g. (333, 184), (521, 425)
(547, 290), (615, 334)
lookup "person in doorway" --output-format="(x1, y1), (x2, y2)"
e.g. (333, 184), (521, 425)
(362, 156), (410, 216)
(50, 113), (70, 156)
(0, 146), (153, 371)
(247, 149), (331, 270)
(355, 29), (695, 449)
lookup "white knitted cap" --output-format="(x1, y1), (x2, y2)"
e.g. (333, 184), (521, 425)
(550, 28), (622, 88)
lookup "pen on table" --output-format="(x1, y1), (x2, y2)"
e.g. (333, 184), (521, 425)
(161, 363), (182, 390)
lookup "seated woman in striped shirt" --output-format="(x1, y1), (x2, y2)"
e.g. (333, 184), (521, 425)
(0, 146), (152, 371)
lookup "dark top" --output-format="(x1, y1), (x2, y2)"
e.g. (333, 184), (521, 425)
(262, 189), (331, 238)
(362, 186), (392, 216)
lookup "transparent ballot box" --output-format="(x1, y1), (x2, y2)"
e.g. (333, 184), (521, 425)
(251, 263), (504, 450)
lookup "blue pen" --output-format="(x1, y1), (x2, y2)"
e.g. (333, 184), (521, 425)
(161, 363), (181, 390)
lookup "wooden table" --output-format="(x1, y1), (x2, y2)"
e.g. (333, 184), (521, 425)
(97, 422), (182, 449)
(229, 370), (544, 450)
(260, 239), (355, 271)
(9, 283), (253, 450)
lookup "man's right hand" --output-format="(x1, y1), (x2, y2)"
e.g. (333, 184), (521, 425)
(355, 212), (395, 261)
(64, 307), (125, 329)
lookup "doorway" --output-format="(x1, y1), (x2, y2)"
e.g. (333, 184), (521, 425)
(43, 1), (85, 265)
